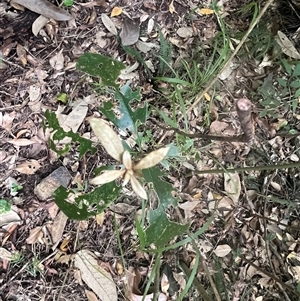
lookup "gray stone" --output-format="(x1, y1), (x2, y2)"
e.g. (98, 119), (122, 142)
(34, 166), (71, 200)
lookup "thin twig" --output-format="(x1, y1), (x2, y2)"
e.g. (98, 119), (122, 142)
(193, 162), (300, 175)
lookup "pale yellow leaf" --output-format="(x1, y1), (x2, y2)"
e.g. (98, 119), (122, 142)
(134, 147), (169, 170)
(213, 244), (232, 257)
(74, 250), (118, 301)
(169, 0), (176, 14)
(130, 176), (147, 199)
(122, 170), (132, 186)
(204, 93), (211, 101)
(111, 6), (122, 17)
(161, 273), (169, 293)
(90, 169), (125, 185)
(88, 117), (124, 162)
(199, 8), (214, 15)
(95, 211), (105, 226)
(122, 150), (132, 170)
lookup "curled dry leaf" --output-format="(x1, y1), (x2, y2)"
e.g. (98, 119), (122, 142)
(88, 117), (124, 162)
(134, 147), (169, 170)
(11, 0), (73, 21)
(32, 15), (49, 36)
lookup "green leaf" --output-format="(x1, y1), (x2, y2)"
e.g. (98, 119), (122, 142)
(281, 59), (292, 76)
(290, 80), (300, 88)
(136, 166), (189, 248)
(156, 109), (178, 128)
(43, 110), (96, 159)
(277, 77), (286, 87)
(0, 199), (11, 214)
(63, 0), (73, 6)
(135, 217), (146, 249)
(144, 207), (189, 248)
(143, 166), (178, 209)
(76, 53), (125, 88)
(295, 89), (300, 98)
(100, 83), (148, 133)
(293, 63), (300, 77)
(53, 183), (121, 220)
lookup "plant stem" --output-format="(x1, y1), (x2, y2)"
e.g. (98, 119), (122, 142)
(193, 162), (300, 175)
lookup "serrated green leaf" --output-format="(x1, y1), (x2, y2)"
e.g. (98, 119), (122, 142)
(76, 53), (125, 88)
(100, 82), (148, 133)
(53, 183), (121, 220)
(142, 166), (177, 209)
(43, 110), (96, 159)
(144, 207), (189, 248)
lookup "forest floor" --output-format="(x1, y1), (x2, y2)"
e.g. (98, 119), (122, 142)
(1, 0), (300, 300)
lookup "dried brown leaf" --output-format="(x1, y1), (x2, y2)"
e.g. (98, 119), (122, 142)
(224, 172), (241, 204)
(120, 18), (140, 46)
(11, 0), (73, 21)
(26, 226), (43, 244)
(15, 159), (41, 174)
(74, 250), (118, 301)
(32, 15), (49, 36)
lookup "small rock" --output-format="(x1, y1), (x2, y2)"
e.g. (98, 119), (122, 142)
(34, 166), (71, 201)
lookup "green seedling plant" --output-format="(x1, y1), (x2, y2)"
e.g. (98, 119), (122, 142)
(45, 53), (191, 253)
(256, 60), (300, 118)
(0, 199), (11, 214)
(11, 182), (23, 194)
